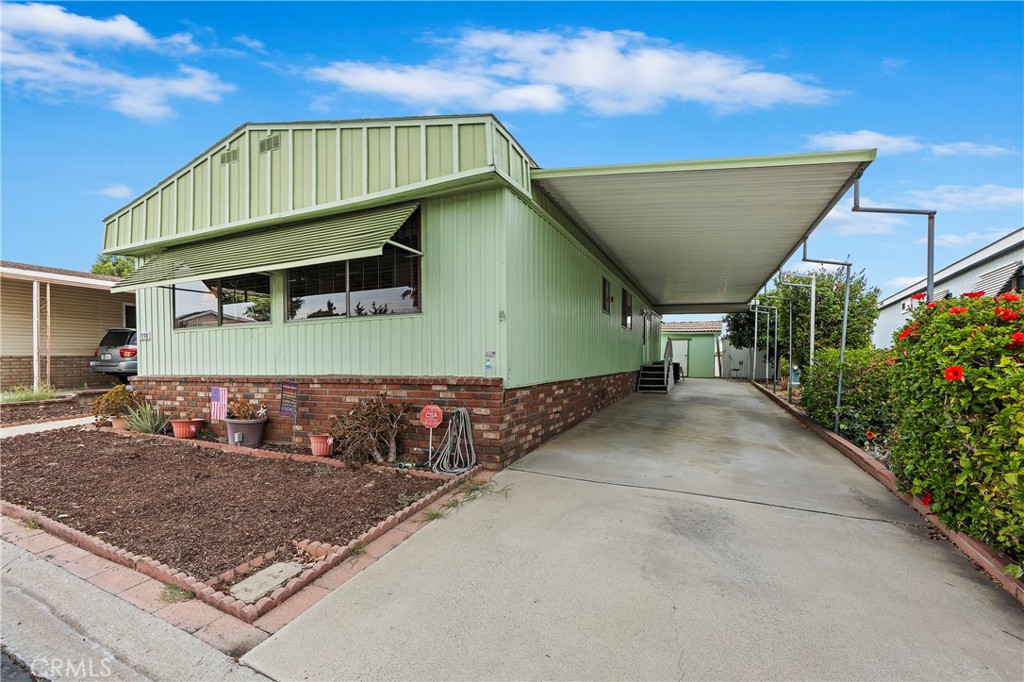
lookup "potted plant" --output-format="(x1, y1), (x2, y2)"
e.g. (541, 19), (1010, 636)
(170, 410), (205, 439)
(91, 385), (141, 430)
(224, 399), (268, 447)
(308, 424), (334, 457)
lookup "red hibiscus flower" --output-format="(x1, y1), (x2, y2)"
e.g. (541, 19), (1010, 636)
(944, 365), (965, 381)
(964, 291), (985, 299)
(1000, 292), (1021, 302)
(926, 302), (937, 309)
(949, 306), (968, 315)
(999, 309), (1020, 322)
(921, 492), (933, 506)
(911, 292), (927, 300)
(898, 322), (920, 340)
(1009, 332), (1024, 349)
(865, 431), (876, 440)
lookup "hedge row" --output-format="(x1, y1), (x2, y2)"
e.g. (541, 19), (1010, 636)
(802, 291), (1024, 564)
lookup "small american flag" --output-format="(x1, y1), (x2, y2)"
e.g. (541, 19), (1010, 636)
(210, 387), (228, 421)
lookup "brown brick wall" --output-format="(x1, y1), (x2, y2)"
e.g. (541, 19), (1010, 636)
(1, 355), (116, 389)
(131, 371), (636, 469)
(496, 371), (638, 468)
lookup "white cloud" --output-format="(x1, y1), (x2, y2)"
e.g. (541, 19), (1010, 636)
(885, 275), (924, 289)
(818, 197), (907, 235)
(1, 3), (230, 120)
(233, 34), (265, 52)
(902, 184), (1024, 212)
(1, 2), (197, 51)
(921, 229), (1013, 248)
(806, 129), (1018, 157)
(880, 57), (907, 73)
(309, 28), (836, 115)
(806, 130), (924, 154)
(928, 141), (1017, 157)
(97, 183), (133, 199)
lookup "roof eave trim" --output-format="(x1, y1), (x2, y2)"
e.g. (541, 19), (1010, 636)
(532, 149), (878, 180)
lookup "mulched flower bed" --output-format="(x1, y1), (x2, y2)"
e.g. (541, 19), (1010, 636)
(0, 400), (94, 427)
(198, 432), (309, 456)
(0, 428), (442, 580)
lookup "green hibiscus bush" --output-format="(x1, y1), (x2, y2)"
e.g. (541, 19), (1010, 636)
(801, 347), (896, 445)
(887, 291), (1024, 564)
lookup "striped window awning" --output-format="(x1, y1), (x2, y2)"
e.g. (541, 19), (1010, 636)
(975, 261), (1021, 296)
(113, 203), (419, 292)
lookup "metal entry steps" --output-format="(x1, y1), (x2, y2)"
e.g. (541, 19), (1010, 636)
(637, 362), (669, 393)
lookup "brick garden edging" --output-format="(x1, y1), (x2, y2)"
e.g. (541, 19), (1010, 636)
(0, 441), (477, 623)
(750, 380), (1024, 605)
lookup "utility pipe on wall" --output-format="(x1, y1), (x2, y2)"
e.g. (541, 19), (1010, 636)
(852, 179), (937, 301)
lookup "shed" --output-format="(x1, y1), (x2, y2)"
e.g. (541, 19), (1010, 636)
(101, 114), (874, 468)
(660, 321), (723, 378)
(0, 262), (135, 389)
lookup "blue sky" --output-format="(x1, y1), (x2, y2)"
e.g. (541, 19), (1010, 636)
(2, 1), (1021, 312)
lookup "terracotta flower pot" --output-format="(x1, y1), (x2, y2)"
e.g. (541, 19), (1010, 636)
(309, 433), (334, 457)
(170, 419), (204, 439)
(109, 416), (129, 430)
(225, 417), (268, 448)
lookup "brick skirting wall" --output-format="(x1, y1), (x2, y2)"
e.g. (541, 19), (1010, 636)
(131, 371), (637, 469)
(1, 355), (116, 389)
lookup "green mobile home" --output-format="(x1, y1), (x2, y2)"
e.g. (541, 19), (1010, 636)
(105, 114), (874, 468)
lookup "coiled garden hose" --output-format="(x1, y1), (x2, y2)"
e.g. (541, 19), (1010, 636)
(428, 407), (476, 475)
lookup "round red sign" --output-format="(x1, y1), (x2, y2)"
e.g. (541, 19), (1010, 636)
(419, 404), (443, 429)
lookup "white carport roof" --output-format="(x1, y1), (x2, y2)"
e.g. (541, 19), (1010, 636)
(532, 149), (875, 313)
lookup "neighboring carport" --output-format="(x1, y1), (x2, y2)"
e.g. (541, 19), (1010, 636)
(242, 380), (1023, 680)
(533, 149), (875, 314)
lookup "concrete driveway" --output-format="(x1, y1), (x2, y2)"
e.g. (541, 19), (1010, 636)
(243, 380), (1023, 681)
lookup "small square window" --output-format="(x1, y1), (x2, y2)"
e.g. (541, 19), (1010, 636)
(601, 277), (611, 314)
(621, 289), (632, 329)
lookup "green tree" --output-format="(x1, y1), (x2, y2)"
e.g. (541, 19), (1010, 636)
(91, 254), (135, 278)
(722, 267), (881, 369)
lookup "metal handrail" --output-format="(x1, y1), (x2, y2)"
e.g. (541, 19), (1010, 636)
(663, 339), (673, 390)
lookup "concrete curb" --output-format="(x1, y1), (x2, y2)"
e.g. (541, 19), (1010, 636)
(750, 380), (1024, 605)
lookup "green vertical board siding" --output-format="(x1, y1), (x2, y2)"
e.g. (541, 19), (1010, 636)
(660, 332), (717, 378)
(425, 125), (454, 179)
(503, 191), (654, 388)
(175, 173), (191, 231)
(228, 140), (242, 223)
(340, 128), (363, 199)
(458, 124), (487, 172)
(395, 126), (422, 187)
(270, 132), (285, 213)
(160, 186), (174, 237)
(104, 117), (515, 252)
(316, 129), (338, 204)
(211, 154), (224, 227)
(493, 128), (512, 181)
(136, 189), (506, 378)
(250, 132), (266, 218)
(293, 130), (313, 210)
(366, 127), (391, 194)
(193, 160), (209, 230)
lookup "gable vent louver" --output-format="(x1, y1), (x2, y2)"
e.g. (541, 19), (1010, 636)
(259, 135), (281, 154)
(219, 149), (239, 165)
